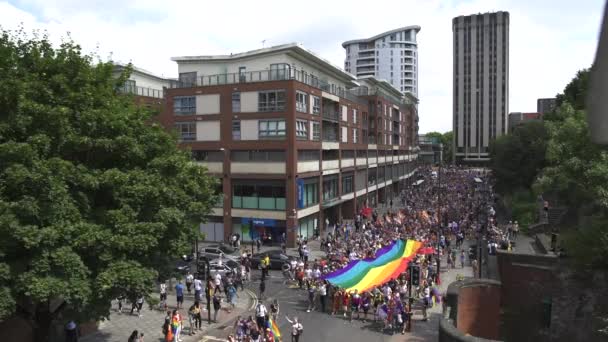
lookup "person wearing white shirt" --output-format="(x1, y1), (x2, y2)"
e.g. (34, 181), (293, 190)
(304, 267), (312, 280)
(194, 278), (203, 301)
(313, 268), (321, 279)
(214, 273), (222, 294)
(285, 316), (303, 342)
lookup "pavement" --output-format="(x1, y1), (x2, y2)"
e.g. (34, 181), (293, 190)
(81, 284), (256, 342)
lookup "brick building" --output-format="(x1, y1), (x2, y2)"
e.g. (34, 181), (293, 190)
(157, 43), (419, 247)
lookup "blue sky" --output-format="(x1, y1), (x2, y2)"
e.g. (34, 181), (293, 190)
(1, 0), (604, 133)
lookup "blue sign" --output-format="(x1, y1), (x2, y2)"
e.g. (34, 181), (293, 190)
(241, 217), (277, 227)
(296, 178), (305, 209)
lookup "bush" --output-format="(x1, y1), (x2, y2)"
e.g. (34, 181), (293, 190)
(508, 189), (538, 230)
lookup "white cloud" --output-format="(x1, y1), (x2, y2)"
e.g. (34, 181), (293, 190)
(0, 0), (604, 133)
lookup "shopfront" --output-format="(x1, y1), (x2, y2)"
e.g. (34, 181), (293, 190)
(237, 217), (286, 245)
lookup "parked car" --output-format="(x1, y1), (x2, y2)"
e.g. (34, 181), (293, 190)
(175, 259), (191, 274)
(199, 244), (240, 261)
(249, 250), (295, 270)
(207, 260), (239, 278)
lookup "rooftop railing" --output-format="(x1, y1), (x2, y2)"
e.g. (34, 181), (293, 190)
(169, 68), (367, 105)
(119, 85), (164, 99)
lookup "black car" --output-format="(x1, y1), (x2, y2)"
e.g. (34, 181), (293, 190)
(249, 250), (295, 270)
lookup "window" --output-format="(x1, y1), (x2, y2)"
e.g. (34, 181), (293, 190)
(322, 175), (339, 202)
(353, 129), (359, 143)
(174, 122), (196, 141)
(352, 109), (358, 124)
(174, 96), (196, 115)
(298, 150), (320, 161)
(232, 120), (241, 140)
(238, 66), (246, 82)
(179, 72), (197, 86)
(303, 180), (319, 208)
(296, 120), (308, 139)
(296, 91), (308, 112)
(232, 92), (241, 113)
(270, 63), (290, 80)
(232, 182), (286, 211)
(231, 150), (285, 161)
(312, 122), (320, 141)
(312, 96), (321, 114)
(342, 174), (354, 194)
(123, 79), (136, 93)
(192, 150), (224, 161)
(258, 90), (286, 112)
(259, 120), (286, 138)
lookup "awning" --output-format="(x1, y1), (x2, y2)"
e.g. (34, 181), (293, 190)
(474, 177), (483, 183)
(414, 179), (425, 186)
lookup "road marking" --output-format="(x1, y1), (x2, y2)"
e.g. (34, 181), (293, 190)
(201, 336), (225, 342)
(244, 289), (258, 311)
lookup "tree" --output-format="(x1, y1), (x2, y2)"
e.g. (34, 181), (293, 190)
(441, 131), (454, 164)
(423, 131), (453, 164)
(489, 121), (548, 193)
(0, 30), (217, 341)
(547, 68), (590, 120)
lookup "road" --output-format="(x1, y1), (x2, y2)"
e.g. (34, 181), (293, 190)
(200, 242), (473, 342)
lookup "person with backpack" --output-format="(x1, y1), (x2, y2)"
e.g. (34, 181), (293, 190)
(285, 315), (303, 342)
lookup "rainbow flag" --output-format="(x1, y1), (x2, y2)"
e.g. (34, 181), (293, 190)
(270, 318), (281, 340)
(323, 239), (427, 293)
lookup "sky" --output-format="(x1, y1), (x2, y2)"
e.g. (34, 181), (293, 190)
(0, 0), (604, 133)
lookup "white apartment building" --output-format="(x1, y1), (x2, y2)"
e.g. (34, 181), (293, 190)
(342, 26), (421, 96)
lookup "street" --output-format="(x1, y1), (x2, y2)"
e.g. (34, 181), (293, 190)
(200, 240), (473, 342)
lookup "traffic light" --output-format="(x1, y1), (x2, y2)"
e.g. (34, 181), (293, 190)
(410, 265), (420, 286)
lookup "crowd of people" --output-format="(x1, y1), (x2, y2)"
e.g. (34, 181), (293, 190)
(117, 167), (511, 342)
(270, 166), (508, 338)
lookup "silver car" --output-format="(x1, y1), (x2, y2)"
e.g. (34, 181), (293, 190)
(208, 259), (240, 278)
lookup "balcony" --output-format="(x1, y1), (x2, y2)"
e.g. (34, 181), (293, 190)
(297, 161), (319, 173)
(118, 85), (164, 99)
(169, 68), (367, 105)
(322, 110), (340, 122)
(341, 159), (355, 168)
(322, 160), (339, 170)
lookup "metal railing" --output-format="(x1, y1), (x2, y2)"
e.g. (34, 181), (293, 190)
(169, 68), (367, 105)
(119, 85), (164, 99)
(322, 110), (340, 121)
(322, 133), (339, 142)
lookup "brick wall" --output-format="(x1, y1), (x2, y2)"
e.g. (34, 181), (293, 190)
(439, 278), (502, 342)
(457, 284), (501, 339)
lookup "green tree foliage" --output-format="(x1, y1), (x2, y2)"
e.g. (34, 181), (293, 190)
(0, 30), (217, 340)
(423, 131), (453, 164)
(535, 103), (608, 208)
(441, 131), (454, 164)
(489, 121), (548, 193)
(554, 68), (590, 112)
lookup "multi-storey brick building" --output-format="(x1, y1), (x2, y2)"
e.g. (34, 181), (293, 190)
(158, 43), (419, 247)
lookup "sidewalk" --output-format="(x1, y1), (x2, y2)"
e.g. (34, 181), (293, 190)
(81, 287), (255, 342)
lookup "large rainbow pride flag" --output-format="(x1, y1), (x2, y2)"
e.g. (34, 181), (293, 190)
(323, 239), (431, 293)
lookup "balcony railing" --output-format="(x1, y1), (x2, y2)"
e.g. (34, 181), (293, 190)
(169, 68), (367, 105)
(322, 110), (340, 121)
(322, 133), (339, 142)
(119, 85), (164, 99)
